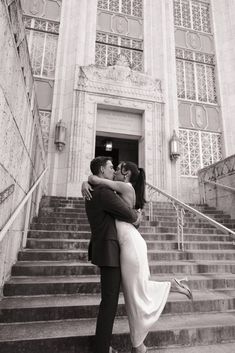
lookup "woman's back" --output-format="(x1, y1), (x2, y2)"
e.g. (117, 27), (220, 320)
(119, 182), (136, 209)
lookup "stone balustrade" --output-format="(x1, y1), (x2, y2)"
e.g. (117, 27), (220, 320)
(198, 155), (235, 218)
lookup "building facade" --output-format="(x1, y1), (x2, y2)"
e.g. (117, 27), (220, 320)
(20, 0), (235, 202)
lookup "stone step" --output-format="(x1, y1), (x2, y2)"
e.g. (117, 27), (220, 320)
(11, 260), (235, 277)
(39, 208), (229, 220)
(1, 290), (235, 323)
(18, 249), (235, 262)
(35, 216), (229, 229)
(149, 342), (235, 353)
(4, 274), (235, 296)
(26, 238), (235, 251)
(34, 217), (160, 227)
(0, 312), (234, 353)
(39, 211), (88, 219)
(40, 207), (87, 215)
(30, 223), (157, 233)
(26, 229), (232, 242)
(36, 214), (232, 228)
(30, 223), (225, 234)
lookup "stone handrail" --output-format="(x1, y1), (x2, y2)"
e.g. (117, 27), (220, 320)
(0, 168), (48, 243)
(198, 154), (235, 183)
(197, 155), (235, 217)
(204, 180), (235, 193)
(146, 182), (235, 251)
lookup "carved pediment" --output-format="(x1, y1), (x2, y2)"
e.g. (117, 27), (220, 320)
(76, 64), (163, 102)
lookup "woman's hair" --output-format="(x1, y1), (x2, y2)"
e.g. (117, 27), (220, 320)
(121, 161), (146, 209)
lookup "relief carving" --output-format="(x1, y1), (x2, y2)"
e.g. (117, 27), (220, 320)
(29, 0), (45, 15)
(76, 63), (163, 102)
(113, 15), (128, 35)
(187, 32), (201, 50)
(195, 105), (206, 128)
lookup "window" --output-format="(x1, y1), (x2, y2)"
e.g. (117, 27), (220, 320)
(176, 48), (217, 104)
(98, 0), (143, 18)
(174, 0), (211, 33)
(179, 129), (222, 176)
(95, 32), (143, 71)
(23, 16), (59, 79)
(96, 0), (143, 71)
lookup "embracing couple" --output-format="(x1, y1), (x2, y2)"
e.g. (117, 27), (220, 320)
(82, 156), (192, 353)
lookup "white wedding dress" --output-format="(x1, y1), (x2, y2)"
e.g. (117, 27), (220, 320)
(115, 185), (171, 347)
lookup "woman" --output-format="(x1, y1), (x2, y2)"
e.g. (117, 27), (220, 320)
(82, 161), (192, 353)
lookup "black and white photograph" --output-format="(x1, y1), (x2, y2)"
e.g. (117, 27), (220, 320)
(0, 1), (235, 352)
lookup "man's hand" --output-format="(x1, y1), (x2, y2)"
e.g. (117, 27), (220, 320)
(81, 181), (93, 200)
(133, 209), (142, 228)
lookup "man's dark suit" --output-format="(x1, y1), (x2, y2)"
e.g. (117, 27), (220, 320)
(85, 184), (137, 353)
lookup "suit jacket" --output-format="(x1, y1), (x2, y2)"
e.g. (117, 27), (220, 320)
(85, 184), (138, 267)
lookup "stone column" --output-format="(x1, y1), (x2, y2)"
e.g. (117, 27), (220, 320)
(144, 0), (180, 196)
(47, 0), (98, 196)
(211, 0), (235, 156)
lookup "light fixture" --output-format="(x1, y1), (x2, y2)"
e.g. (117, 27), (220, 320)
(104, 140), (113, 152)
(54, 120), (67, 151)
(170, 130), (180, 161)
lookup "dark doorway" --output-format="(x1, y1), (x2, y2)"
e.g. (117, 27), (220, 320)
(95, 146), (119, 169)
(95, 136), (138, 169)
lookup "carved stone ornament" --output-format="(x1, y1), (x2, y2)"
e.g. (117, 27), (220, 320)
(187, 32), (201, 50)
(113, 15), (128, 35)
(29, 0), (45, 15)
(76, 64), (163, 102)
(115, 54), (130, 67)
(195, 105), (206, 129)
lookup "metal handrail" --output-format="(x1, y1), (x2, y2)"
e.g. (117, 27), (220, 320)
(0, 184), (15, 205)
(0, 167), (48, 243)
(204, 180), (235, 193)
(146, 182), (235, 251)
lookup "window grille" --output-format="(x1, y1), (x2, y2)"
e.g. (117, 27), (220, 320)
(174, 0), (211, 33)
(176, 48), (216, 104)
(179, 129), (222, 176)
(98, 0), (143, 18)
(23, 16), (59, 79)
(95, 31), (143, 71)
(39, 110), (51, 151)
(96, 0), (143, 70)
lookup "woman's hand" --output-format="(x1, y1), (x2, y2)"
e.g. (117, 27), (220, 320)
(81, 181), (93, 200)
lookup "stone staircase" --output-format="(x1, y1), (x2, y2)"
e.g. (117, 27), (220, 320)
(0, 196), (235, 353)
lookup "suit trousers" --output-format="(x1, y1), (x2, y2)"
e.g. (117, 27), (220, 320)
(94, 266), (121, 353)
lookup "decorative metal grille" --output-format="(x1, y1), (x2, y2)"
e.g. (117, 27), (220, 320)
(174, 0), (211, 33)
(23, 16), (59, 79)
(98, 0), (142, 18)
(176, 48), (217, 104)
(179, 129), (222, 176)
(39, 110), (51, 151)
(95, 31), (143, 71)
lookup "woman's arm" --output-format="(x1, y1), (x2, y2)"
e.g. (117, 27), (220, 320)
(88, 175), (131, 195)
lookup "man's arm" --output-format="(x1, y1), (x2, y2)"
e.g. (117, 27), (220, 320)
(100, 187), (138, 224)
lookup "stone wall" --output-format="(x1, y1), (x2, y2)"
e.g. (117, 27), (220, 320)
(198, 155), (235, 218)
(0, 0), (46, 295)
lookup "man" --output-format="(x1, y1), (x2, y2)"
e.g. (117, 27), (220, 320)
(83, 156), (139, 353)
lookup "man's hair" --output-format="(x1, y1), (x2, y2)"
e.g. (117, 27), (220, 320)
(90, 156), (112, 175)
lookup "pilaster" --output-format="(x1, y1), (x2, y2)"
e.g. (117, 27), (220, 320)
(144, 0), (180, 195)
(47, 0), (98, 196)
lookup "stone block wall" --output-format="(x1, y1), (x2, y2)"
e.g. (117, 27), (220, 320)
(0, 0), (46, 295)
